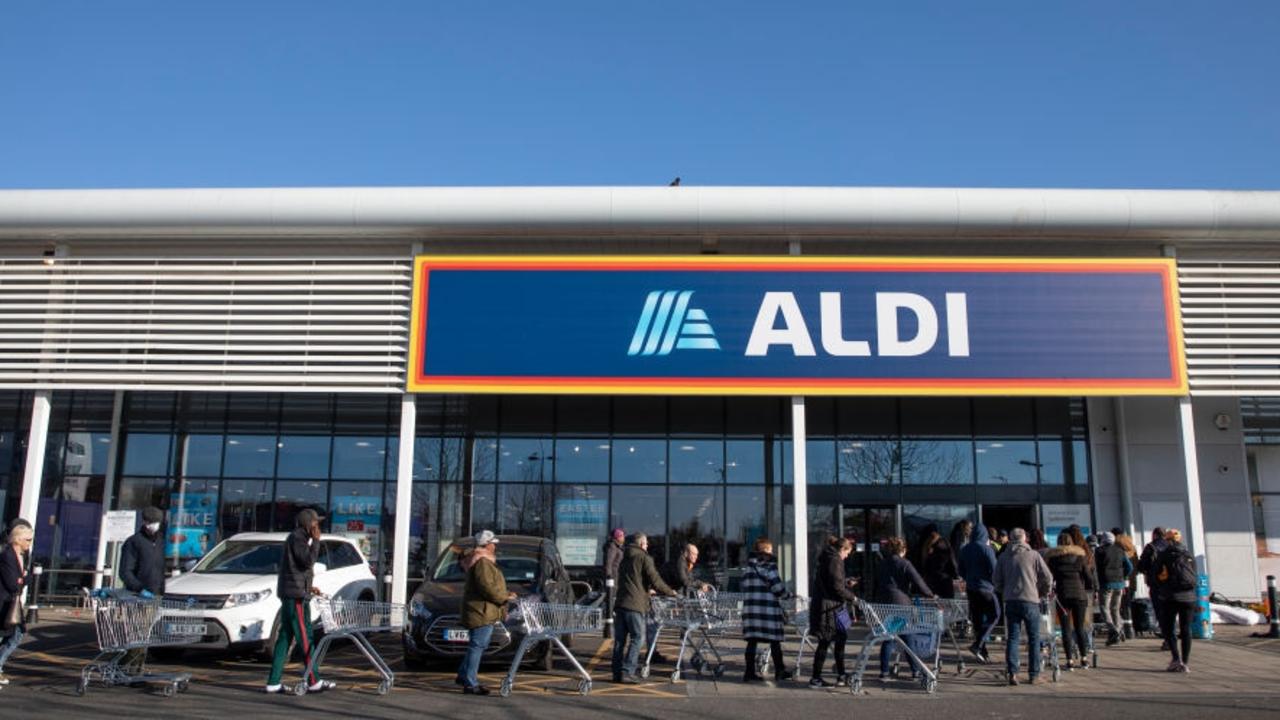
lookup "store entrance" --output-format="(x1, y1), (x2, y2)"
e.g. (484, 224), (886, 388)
(839, 506), (895, 601)
(980, 504), (1037, 539)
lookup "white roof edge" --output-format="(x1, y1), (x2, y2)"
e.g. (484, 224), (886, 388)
(0, 186), (1279, 241)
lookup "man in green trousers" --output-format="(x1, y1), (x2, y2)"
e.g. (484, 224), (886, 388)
(265, 508), (336, 694)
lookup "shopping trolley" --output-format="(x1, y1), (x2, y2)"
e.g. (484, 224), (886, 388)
(1036, 596), (1063, 682)
(499, 597), (603, 697)
(642, 590), (744, 682)
(753, 595), (815, 677)
(915, 596), (969, 674)
(78, 592), (202, 698)
(294, 598), (406, 696)
(848, 600), (945, 695)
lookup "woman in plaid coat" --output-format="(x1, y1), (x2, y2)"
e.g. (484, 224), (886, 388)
(741, 537), (794, 682)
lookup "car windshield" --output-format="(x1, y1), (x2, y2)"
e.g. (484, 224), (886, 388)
(431, 544), (540, 584)
(194, 541), (283, 575)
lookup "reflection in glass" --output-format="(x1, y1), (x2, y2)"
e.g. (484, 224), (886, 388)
(553, 440), (610, 484)
(555, 484), (609, 566)
(168, 478), (220, 560)
(274, 480), (328, 530)
(410, 437), (440, 481)
(1038, 440), (1067, 485)
(330, 481), (383, 568)
(725, 440), (765, 484)
(220, 479), (272, 536)
(776, 440), (837, 484)
(901, 504), (977, 562)
(837, 439), (899, 485)
(181, 434), (223, 478)
(276, 435), (332, 479)
(471, 439), (498, 484)
(610, 485), (667, 561)
(975, 440), (1038, 485)
(669, 439), (723, 484)
(122, 433), (173, 477)
(1072, 440), (1090, 486)
(332, 436), (387, 481)
(725, 486), (766, 569)
(498, 438), (553, 483)
(611, 439), (666, 484)
(900, 440), (974, 484)
(116, 477), (169, 514)
(498, 483), (553, 537)
(471, 481), (497, 530)
(223, 435), (277, 478)
(668, 485), (724, 574)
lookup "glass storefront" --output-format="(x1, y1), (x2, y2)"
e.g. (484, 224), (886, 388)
(0, 391), (1092, 598)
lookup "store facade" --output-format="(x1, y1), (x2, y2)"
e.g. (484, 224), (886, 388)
(0, 186), (1276, 603)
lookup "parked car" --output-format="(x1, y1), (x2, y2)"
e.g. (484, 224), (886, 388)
(160, 532), (377, 657)
(403, 535), (575, 670)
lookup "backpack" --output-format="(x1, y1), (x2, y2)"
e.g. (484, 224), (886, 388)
(1157, 548), (1197, 592)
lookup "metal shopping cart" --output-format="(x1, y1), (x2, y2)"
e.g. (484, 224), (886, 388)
(1037, 597), (1063, 682)
(499, 597), (603, 697)
(848, 600), (945, 695)
(915, 596), (969, 674)
(642, 590), (744, 682)
(293, 598), (406, 696)
(78, 592), (203, 698)
(753, 595), (815, 677)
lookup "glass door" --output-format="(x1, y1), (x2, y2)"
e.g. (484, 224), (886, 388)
(840, 505), (896, 601)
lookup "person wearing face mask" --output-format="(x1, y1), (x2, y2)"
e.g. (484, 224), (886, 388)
(120, 507), (167, 599)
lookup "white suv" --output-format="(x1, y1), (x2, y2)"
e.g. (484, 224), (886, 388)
(162, 532), (377, 656)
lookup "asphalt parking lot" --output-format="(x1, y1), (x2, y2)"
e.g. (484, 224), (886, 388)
(2, 608), (1279, 719)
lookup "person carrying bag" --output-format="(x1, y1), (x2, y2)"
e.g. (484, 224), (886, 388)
(0, 522), (34, 684)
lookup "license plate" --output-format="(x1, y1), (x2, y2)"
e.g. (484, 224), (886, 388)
(444, 628), (470, 642)
(167, 623), (208, 636)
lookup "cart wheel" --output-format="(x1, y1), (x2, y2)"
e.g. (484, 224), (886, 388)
(162, 684), (176, 698)
(177, 679), (189, 693)
(639, 665), (651, 679)
(713, 664), (726, 679)
(577, 678), (592, 696)
(755, 653), (770, 675)
(1052, 667), (1061, 683)
(293, 682), (308, 696)
(499, 678), (513, 698)
(76, 679), (87, 696)
(670, 669), (681, 683)
(377, 679), (391, 695)
(851, 679), (862, 695)
(922, 677), (937, 694)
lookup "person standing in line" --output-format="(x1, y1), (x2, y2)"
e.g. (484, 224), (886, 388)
(1096, 532), (1133, 646)
(601, 528), (625, 639)
(948, 520), (972, 567)
(661, 543), (711, 596)
(1113, 527), (1140, 637)
(120, 507), (167, 599)
(992, 528), (1053, 686)
(1137, 527), (1169, 643)
(456, 530), (517, 695)
(807, 536), (858, 688)
(611, 532), (676, 684)
(959, 523), (1000, 664)
(1044, 532), (1095, 669)
(0, 523), (33, 685)
(1151, 529), (1198, 673)
(265, 509), (336, 695)
(740, 537), (795, 684)
(923, 538), (959, 599)
(875, 536), (935, 682)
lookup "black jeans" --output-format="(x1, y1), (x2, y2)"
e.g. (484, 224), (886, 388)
(966, 588), (1001, 650)
(745, 639), (785, 677)
(1159, 600), (1195, 664)
(1056, 597), (1091, 662)
(811, 633), (847, 679)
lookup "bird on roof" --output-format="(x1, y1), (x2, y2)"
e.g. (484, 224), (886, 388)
(669, 177), (681, 186)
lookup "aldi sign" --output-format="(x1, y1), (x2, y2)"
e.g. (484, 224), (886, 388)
(407, 256), (1185, 396)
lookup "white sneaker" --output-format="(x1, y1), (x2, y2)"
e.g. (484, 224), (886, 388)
(265, 684), (283, 693)
(0, 674), (10, 685)
(308, 679), (337, 692)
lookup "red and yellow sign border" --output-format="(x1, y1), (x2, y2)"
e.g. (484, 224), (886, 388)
(407, 255), (1187, 397)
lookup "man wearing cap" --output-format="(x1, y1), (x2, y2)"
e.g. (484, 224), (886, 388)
(266, 508), (335, 694)
(458, 530), (517, 696)
(120, 506), (167, 599)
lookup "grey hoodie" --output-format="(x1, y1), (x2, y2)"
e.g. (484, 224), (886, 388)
(992, 541), (1054, 604)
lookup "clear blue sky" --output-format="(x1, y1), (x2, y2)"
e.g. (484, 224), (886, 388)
(1, 2), (1277, 189)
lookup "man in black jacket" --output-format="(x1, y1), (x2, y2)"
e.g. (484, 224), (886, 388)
(120, 507), (166, 598)
(265, 508), (335, 694)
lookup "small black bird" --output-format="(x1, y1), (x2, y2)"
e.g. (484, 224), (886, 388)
(669, 177), (681, 186)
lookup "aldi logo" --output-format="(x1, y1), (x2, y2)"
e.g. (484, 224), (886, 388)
(627, 290), (721, 356)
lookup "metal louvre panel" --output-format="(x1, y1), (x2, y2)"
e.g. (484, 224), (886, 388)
(0, 257), (411, 392)
(1179, 260), (1280, 396)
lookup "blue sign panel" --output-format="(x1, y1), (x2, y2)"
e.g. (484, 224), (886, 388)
(407, 256), (1185, 396)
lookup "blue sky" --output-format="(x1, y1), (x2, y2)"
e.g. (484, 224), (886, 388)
(1, 2), (1277, 189)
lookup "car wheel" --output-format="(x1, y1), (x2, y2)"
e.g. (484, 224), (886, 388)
(358, 591), (375, 602)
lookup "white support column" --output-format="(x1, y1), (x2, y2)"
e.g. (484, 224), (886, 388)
(1176, 397), (1208, 572)
(93, 390), (125, 589)
(392, 393), (416, 605)
(791, 396), (809, 598)
(18, 391), (52, 540)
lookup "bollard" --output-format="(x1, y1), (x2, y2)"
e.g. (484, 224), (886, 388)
(1268, 576), (1280, 639)
(28, 564), (43, 625)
